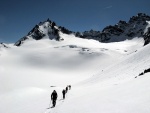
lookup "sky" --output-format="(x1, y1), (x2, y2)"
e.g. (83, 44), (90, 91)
(0, 0), (150, 43)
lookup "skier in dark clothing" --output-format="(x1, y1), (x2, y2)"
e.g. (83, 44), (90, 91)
(68, 85), (71, 90)
(66, 86), (68, 93)
(62, 89), (66, 99)
(51, 90), (58, 107)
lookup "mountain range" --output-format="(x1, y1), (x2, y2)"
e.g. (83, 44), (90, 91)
(14, 13), (150, 47)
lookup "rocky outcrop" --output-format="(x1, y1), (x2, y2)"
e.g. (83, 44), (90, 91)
(77, 13), (150, 44)
(0, 43), (9, 48)
(143, 27), (150, 46)
(15, 19), (62, 46)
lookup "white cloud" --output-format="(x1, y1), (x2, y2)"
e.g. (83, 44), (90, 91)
(104, 5), (113, 9)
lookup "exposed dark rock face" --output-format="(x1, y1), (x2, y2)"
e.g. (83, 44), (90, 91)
(143, 27), (150, 46)
(76, 13), (150, 44)
(15, 13), (150, 46)
(59, 26), (73, 35)
(136, 68), (150, 78)
(15, 19), (62, 46)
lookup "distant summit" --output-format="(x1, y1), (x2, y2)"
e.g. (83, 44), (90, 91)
(15, 13), (150, 46)
(77, 13), (150, 45)
(15, 19), (65, 46)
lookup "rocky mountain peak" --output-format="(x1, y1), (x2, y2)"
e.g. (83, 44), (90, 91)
(15, 19), (63, 46)
(129, 13), (150, 23)
(76, 13), (150, 44)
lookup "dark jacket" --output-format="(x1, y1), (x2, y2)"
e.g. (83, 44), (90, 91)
(62, 89), (66, 94)
(51, 90), (58, 100)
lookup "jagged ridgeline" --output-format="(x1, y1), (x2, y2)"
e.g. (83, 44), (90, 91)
(15, 19), (59, 46)
(77, 13), (150, 44)
(15, 13), (150, 46)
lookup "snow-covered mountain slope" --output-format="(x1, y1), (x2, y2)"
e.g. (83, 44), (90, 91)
(0, 43), (9, 56)
(1, 32), (150, 113)
(0, 43), (9, 49)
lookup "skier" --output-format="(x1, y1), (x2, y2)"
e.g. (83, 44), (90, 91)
(66, 86), (68, 93)
(51, 90), (58, 107)
(62, 89), (66, 99)
(68, 85), (71, 90)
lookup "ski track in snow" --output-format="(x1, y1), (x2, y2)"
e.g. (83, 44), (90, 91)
(1, 32), (150, 113)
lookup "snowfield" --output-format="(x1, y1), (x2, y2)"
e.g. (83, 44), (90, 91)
(0, 33), (150, 113)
